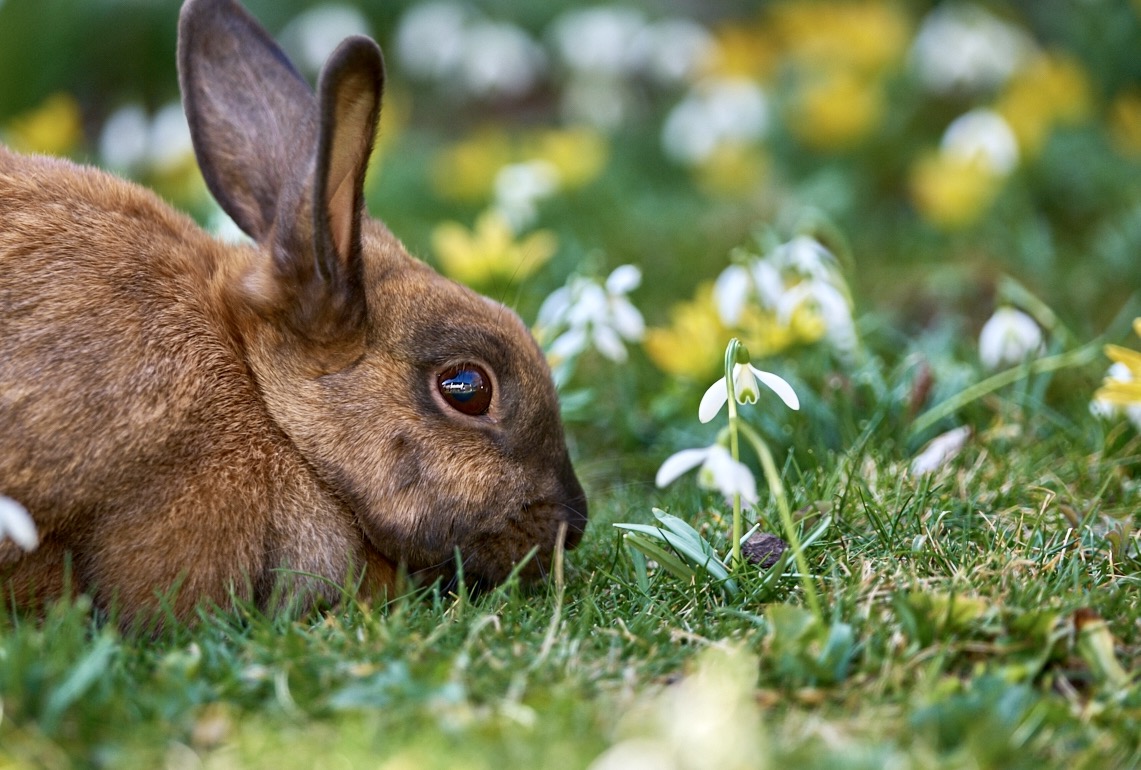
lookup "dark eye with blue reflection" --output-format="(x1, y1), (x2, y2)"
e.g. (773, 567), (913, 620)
(437, 364), (492, 416)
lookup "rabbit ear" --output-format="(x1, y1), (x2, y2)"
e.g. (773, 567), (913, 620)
(178, 0), (317, 241)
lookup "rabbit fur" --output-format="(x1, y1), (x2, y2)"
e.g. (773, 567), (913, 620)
(0, 0), (587, 626)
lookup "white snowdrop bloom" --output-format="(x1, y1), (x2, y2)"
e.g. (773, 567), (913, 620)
(147, 102), (194, 171)
(1091, 363), (1141, 431)
(910, 426), (971, 476)
(631, 18), (715, 85)
(458, 21), (546, 98)
(777, 278), (858, 355)
(493, 160), (560, 231)
(537, 266), (645, 363)
(549, 6), (645, 77)
(661, 78), (768, 165)
(770, 235), (839, 281)
(699, 363), (800, 424)
(99, 104), (150, 173)
(978, 307), (1044, 369)
(394, 1), (471, 80)
(282, 4), (372, 75)
(0, 495), (38, 552)
(941, 109), (1019, 176)
(911, 4), (1035, 94)
(656, 443), (758, 506)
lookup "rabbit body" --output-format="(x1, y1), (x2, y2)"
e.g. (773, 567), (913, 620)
(0, 0), (586, 625)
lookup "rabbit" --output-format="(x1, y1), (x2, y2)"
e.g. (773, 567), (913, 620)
(0, 0), (587, 627)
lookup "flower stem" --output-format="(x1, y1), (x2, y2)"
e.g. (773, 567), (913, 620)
(724, 339), (743, 566)
(739, 420), (822, 620)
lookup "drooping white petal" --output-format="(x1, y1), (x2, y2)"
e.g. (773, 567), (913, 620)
(536, 286), (573, 329)
(0, 495), (38, 552)
(592, 324), (628, 363)
(605, 264), (642, 295)
(698, 377), (729, 424)
(656, 447), (710, 487)
(566, 282), (608, 327)
(610, 297), (646, 341)
(748, 366), (800, 410)
(978, 307), (1043, 370)
(698, 445), (758, 505)
(910, 426), (971, 476)
(548, 327), (588, 360)
(713, 264), (750, 325)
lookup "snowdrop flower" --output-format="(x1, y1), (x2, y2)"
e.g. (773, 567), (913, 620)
(699, 363), (799, 424)
(147, 102), (194, 172)
(394, 1), (472, 80)
(978, 307), (1044, 369)
(458, 22), (546, 98)
(282, 4), (372, 75)
(712, 260), (783, 326)
(910, 426), (971, 476)
(630, 19), (715, 86)
(656, 443), (758, 506)
(0, 495), (38, 552)
(537, 265), (645, 363)
(941, 109), (1019, 176)
(99, 104), (150, 173)
(493, 160), (560, 231)
(911, 4), (1035, 95)
(661, 78), (769, 165)
(548, 6), (645, 78)
(776, 278), (858, 355)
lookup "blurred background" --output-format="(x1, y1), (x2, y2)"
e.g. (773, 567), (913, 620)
(2, 0), (1140, 469)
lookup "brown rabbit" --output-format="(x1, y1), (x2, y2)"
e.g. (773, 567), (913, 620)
(0, 0), (587, 626)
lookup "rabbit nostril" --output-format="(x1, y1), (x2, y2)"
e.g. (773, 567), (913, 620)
(437, 363), (492, 416)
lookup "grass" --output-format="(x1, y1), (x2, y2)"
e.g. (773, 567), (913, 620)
(3, 409), (1139, 768)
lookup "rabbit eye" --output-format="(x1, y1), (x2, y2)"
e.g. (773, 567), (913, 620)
(437, 364), (492, 416)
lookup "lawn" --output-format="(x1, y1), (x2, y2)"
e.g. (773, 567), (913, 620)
(2, 1), (1140, 767)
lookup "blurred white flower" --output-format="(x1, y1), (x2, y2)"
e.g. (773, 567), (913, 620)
(699, 363), (800, 424)
(978, 307), (1044, 369)
(656, 443), (758, 506)
(661, 78), (769, 165)
(559, 77), (632, 130)
(942, 109), (1020, 175)
(537, 265), (645, 363)
(911, 4), (1035, 94)
(394, 1), (472, 80)
(282, 4), (372, 75)
(0, 495), (38, 552)
(549, 6), (645, 78)
(493, 160), (559, 231)
(99, 101), (194, 175)
(1091, 362), (1141, 431)
(458, 21), (546, 98)
(910, 426), (971, 476)
(631, 19), (715, 86)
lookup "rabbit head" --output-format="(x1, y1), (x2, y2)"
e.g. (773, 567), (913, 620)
(178, 0), (587, 587)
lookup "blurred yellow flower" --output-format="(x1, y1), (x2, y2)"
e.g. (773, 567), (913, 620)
(431, 210), (556, 286)
(909, 151), (1003, 229)
(1096, 318), (1141, 407)
(787, 69), (885, 151)
(770, 0), (910, 75)
(644, 284), (728, 379)
(1108, 90), (1141, 158)
(997, 53), (1091, 158)
(739, 303), (826, 356)
(431, 128), (514, 202)
(522, 127), (609, 189)
(4, 93), (83, 156)
(693, 143), (767, 197)
(703, 21), (778, 82)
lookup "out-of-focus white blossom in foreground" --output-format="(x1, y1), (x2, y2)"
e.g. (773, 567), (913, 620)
(492, 160), (560, 231)
(0, 495), (38, 552)
(661, 78), (769, 165)
(699, 363), (800, 424)
(587, 645), (765, 770)
(910, 426), (971, 476)
(656, 442), (759, 508)
(978, 307), (1045, 369)
(536, 265), (645, 365)
(99, 101), (194, 175)
(281, 4), (372, 75)
(910, 3), (1035, 95)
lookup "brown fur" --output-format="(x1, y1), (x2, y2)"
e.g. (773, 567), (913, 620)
(0, 0), (586, 627)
